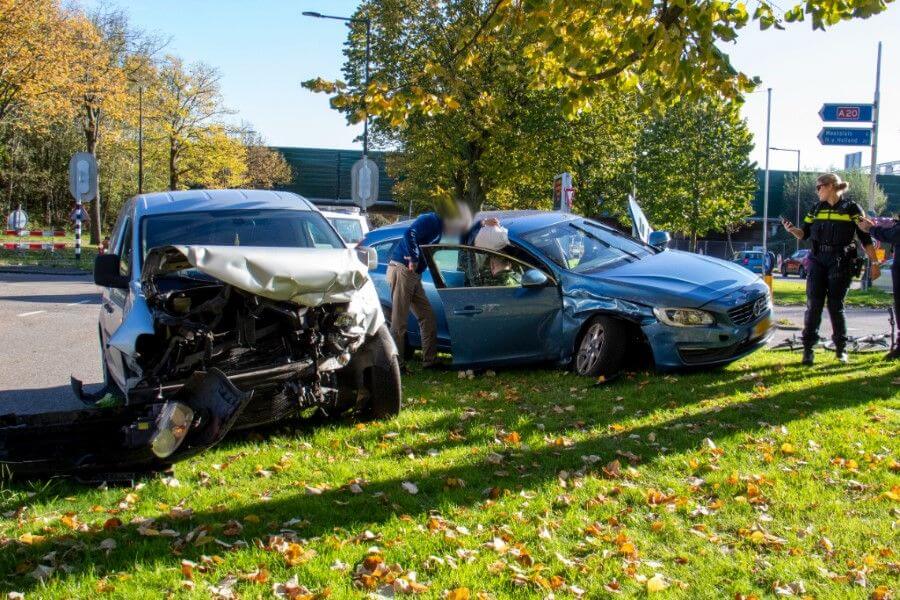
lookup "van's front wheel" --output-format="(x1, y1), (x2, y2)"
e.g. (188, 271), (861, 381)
(365, 325), (402, 419)
(574, 316), (626, 377)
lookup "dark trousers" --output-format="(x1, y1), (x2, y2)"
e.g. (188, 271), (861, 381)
(892, 262), (900, 340)
(802, 253), (853, 350)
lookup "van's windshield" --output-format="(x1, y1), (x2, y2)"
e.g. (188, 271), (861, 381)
(141, 209), (344, 259)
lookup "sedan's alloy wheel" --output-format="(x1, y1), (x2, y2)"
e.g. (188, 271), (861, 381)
(576, 322), (605, 374)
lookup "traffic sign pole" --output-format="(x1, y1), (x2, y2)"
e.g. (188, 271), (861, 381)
(75, 200), (82, 262)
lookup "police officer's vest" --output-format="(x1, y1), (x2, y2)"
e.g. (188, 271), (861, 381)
(803, 199), (864, 250)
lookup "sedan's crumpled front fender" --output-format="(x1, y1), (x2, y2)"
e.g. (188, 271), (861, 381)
(557, 285), (655, 364)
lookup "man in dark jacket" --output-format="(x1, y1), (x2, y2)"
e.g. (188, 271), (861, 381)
(387, 211), (445, 368)
(386, 203), (490, 368)
(860, 215), (900, 359)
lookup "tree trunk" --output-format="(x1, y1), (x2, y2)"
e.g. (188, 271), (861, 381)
(84, 104), (102, 244)
(169, 138), (178, 190)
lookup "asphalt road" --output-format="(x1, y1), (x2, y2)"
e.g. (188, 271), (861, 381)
(0, 271), (103, 414)
(0, 272), (894, 416)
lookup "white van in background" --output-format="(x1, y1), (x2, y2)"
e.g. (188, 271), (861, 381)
(321, 208), (370, 247)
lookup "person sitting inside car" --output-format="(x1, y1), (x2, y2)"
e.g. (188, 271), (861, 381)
(482, 254), (520, 287)
(471, 221), (520, 287)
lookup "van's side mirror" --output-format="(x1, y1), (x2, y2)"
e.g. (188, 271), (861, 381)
(356, 246), (378, 270)
(521, 268), (549, 288)
(648, 231), (671, 249)
(94, 254), (129, 289)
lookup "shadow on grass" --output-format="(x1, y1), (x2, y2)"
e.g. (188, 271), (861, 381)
(1, 360), (896, 591)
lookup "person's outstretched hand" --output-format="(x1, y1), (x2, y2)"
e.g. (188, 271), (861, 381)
(858, 216), (875, 233)
(482, 217), (500, 227)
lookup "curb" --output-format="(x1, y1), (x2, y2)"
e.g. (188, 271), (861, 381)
(0, 266), (91, 276)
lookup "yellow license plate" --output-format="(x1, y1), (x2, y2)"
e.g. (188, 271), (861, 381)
(752, 316), (772, 339)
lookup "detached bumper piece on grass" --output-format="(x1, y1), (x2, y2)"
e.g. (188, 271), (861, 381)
(0, 245), (401, 480)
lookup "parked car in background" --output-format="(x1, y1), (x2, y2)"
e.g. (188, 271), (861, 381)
(321, 209), (370, 247)
(873, 258), (894, 293)
(359, 201), (772, 378)
(732, 250), (766, 274)
(781, 249), (811, 278)
(0, 190), (399, 477)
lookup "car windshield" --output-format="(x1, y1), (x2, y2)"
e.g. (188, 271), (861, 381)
(142, 209), (345, 261)
(521, 219), (653, 273)
(329, 217), (364, 244)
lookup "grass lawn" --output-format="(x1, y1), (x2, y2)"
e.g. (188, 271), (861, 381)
(0, 247), (97, 271)
(773, 278), (893, 309)
(1, 350), (898, 598)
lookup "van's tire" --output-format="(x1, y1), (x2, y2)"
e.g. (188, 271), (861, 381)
(366, 326), (403, 419)
(573, 315), (626, 377)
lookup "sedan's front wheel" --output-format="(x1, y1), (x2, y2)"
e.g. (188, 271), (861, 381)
(574, 316), (626, 377)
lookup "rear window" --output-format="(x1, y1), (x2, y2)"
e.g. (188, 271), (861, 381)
(141, 209), (345, 258)
(329, 217), (364, 244)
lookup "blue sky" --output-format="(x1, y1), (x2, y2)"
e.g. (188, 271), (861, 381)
(80, 1), (899, 173)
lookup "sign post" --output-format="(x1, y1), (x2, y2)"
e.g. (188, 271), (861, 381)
(552, 172), (574, 213)
(68, 152), (97, 262)
(868, 42), (882, 215)
(351, 156), (379, 214)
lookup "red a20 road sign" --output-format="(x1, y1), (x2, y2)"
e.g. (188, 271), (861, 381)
(819, 103), (874, 122)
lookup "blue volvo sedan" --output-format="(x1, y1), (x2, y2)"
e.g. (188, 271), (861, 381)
(360, 201), (773, 376)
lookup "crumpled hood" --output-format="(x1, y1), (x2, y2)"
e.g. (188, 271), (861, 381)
(582, 250), (760, 308)
(144, 245), (370, 307)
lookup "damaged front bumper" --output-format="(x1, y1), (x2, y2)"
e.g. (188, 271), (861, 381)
(0, 369), (248, 477)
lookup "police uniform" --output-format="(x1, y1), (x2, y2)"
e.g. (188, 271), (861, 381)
(799, 198), (873, 351)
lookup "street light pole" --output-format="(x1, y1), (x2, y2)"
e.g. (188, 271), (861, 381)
(138, 85), (144, 195)
(762, 88), (772, 258)
(770, 146), (801, 251)
(303, 10), (371, 158)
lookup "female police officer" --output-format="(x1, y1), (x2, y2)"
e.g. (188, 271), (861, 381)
(782, 173), (880, 365)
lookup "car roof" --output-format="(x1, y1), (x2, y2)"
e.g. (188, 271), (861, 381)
(132, 189), (317, 218)
(363, 210), (578, 242)
(320, 210), (364, 220)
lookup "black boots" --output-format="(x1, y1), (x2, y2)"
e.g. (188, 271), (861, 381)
(802, 348), (815, 366)
(886, 343), (900, 361)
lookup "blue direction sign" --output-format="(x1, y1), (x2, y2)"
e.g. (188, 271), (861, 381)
(819, 103), (874, 122)
(818, 127), (872, 146)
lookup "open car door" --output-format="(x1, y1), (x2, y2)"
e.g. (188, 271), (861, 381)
(627, 195), (653, 244)
(421, 244), (563, 366)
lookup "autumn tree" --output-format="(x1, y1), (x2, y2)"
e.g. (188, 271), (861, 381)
(179, 125), (247, 189)
(149, 56), (232, 190)
(308, 0), (599, 213)
(0, 0), (78, 126)
(69, 7), (162, 242)
(242, 130), (292, 190)
(309, 0), (891, 128)
(634, 99), (757, 250)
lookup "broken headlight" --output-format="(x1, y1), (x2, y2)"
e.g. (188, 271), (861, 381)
(150, 402), (195, 458)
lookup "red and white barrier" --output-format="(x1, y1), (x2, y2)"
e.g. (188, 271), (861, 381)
(2, 242), (69, 251)
(3, 229), (67, 237)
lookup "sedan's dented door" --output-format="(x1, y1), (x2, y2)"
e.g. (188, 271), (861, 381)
(422, 245), (563, 366)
